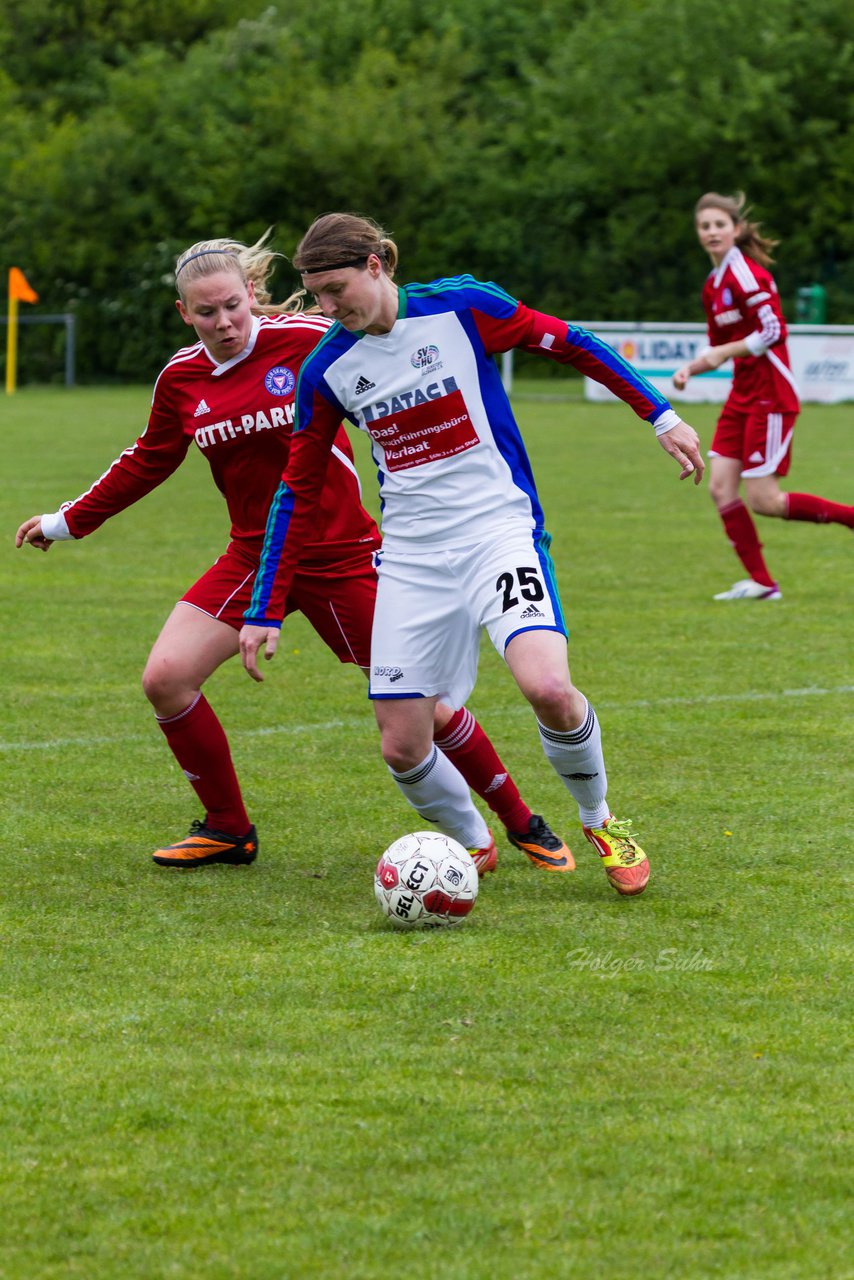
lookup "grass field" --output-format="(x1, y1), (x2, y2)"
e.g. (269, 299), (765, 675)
(1, 384), (852, 1279)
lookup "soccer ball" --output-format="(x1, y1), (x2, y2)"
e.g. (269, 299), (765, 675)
(374, 832), (479, 930)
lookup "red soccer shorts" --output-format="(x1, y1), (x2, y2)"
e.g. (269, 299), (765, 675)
(181, 540), (377, 666)
(710, 401), (797, 478)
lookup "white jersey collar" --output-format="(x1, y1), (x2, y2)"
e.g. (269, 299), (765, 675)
(209, 315), (262, 376)
(713, 246), (741, 289)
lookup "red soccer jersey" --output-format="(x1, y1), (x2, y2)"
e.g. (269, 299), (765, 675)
(58, 314), (380, 565)
(701, 247), (799, 413)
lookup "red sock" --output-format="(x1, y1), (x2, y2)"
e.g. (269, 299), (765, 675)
(434, 707), (532, 833)
(719, 498), (776, 587)
(156, 693), (250, 835)
(785, 492), (854, 527)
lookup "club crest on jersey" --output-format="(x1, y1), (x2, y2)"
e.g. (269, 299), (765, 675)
(410, 345), (440, 370)
(264, 366), (295, 396)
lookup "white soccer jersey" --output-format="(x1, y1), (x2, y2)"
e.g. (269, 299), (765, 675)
(323, 304), (539, 552)
(247, 275), (674, 627)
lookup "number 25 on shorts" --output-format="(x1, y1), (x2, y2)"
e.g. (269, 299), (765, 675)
(496, 566), (545, 613)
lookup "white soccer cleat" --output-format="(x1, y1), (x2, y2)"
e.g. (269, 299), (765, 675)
(713, 578), (782, 601)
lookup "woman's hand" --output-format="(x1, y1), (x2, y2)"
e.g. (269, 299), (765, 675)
(657, 420), (705, 485)
(15, 516), (53, 552)
(239, 624), (280, 682)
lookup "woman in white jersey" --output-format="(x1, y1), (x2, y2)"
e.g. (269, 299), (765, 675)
(15, 232), (572, 874)
(241, 213), (706, 897)
(673, 191), (854, 600)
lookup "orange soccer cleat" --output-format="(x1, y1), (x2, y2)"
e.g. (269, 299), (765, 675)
(508, 814), (575, 873)
(152, 819), (258, 868)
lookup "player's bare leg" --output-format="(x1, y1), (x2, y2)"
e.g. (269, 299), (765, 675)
(745, 473), (854, 529)
(143, 604), (257, 866)
(143, 603), (239, 718)
(743, 474), (787, 518)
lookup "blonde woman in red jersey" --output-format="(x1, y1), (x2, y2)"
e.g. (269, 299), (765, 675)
(15, 235), (571, 873)
(673, 192), (854, 600)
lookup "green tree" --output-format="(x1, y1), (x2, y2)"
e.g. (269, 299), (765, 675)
(0, 0), (262, 116)
(516, 0), (854, 319)
(2, 0), (852, 381)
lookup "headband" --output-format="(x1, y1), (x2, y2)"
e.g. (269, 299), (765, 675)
(176, 248), (238, 276)
(299, 255), (369, 276)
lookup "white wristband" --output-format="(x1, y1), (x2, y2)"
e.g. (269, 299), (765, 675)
(744, 331), (768, 356)
(40, 510), (74, 541)
(652, 409), (682, 437)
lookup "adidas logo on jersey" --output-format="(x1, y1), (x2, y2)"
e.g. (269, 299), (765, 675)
(520, 604), (545, 619)
(354, 375), (376, 395)
(193, 399), (211, 418)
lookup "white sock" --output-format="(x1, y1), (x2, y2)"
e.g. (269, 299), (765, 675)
(390, 746), (490, 849)
(537, 700), (609, 828)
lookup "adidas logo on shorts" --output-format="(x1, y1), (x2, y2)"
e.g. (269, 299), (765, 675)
(354, 375), (376, 395)
(520, 604), (545, 619)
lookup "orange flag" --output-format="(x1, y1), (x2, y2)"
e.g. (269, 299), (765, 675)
(9, 267), (38, 303)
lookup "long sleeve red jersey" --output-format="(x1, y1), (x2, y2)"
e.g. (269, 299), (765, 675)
(702, 247), (799, 413)
(54, 313), (379, 566)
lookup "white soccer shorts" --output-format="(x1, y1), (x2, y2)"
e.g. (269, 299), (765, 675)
(368, 526), (567, 706)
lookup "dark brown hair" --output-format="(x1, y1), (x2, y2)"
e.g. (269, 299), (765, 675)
(293, 213), (399, 277)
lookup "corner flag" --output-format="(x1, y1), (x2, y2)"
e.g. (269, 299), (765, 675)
(9, 267), (38, 304)
(6, 267), (39, 394)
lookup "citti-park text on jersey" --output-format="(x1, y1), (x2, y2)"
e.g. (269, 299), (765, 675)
(194, 404), (295, 449)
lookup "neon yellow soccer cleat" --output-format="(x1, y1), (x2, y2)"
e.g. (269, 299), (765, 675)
(582, 815), (650, 896)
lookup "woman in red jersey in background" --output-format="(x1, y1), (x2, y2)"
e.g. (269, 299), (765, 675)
(673, 191), (854, 601)
(15, 234), (570, 873)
